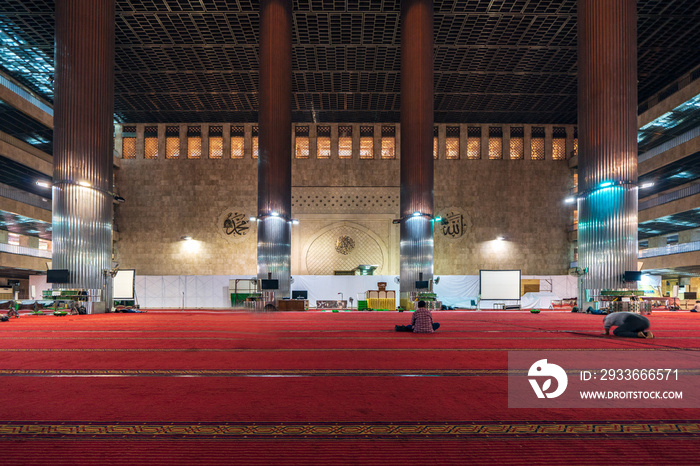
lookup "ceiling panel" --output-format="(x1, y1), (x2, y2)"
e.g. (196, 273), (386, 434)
(0, 0), (699, 123)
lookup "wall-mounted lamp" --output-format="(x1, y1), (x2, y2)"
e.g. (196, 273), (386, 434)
(36, 180), (51, 189)
(496, 235), (505, 241)
(640, 182), (655, 189)
(291, 219), (299, 225)
(564, 196), (576, 204)
(180, 235), (192, 241)
(249, 216), (257, 222)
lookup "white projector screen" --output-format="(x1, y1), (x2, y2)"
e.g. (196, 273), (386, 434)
(113, 269), (136, 299)
(480, 270), (521, 300)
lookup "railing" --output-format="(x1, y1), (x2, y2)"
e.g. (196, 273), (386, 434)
(0, 74), (54, 116)
(0, 243), (52, 259)
(639, 183), (700, 210)
(638, 241), (700, 259)
(638, 126), (700, 164)
(0, 183), (51, 211)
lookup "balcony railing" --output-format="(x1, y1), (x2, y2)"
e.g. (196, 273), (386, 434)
(639, 183), (700, 210)
(0, 183), (52, 211)
(0, 243), (52, 259)
(638, 241), (700, 259)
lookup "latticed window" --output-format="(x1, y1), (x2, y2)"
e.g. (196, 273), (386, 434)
(467, 127), (480, 160)
(122, 126), (136, 159)
(187, 126), (201, 159)
(208, 126), (223, 159)
(510, 127), (524, 160)
(531, 127), (545, 160)
(231, 126), (244, 158)
(552, 127), (566, 160)
(252, 126), (258, 158)
(433, 126), (438, 159)
(339, 126), (352, 158)
(165, 126), (179, 159)
(573, 127), (579, 157)
(317, 126), (331, 159)
(488, 127), (502, 160)
(295, 126), (309, 159)
(360, 126), (373, 159)
(144, 126), (158, 159)
(446, 126), (459, 159)
(381, 125), (395, 159)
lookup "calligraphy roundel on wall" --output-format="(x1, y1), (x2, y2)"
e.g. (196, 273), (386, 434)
(217, 208), (253, 243)
(438, 207), (471, 240)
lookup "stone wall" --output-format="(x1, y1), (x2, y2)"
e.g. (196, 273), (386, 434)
(114, 123), (574, 276)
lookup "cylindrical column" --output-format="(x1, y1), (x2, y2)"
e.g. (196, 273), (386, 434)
(400, 0), (434, 306)
(577, 0), (638, 305)
(53, 0), (115, 309)
(257, 0), (292, 301)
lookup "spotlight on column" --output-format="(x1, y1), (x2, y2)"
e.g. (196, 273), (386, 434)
(564, 196), (576, 204)
(180, 236), (192, 241)
(36, 180), (51, 189)
(77, 181), (91, 188)
(496, 235), (505, 241)
(412, 211), (421, 217)
(599, 181), (613, 188)
(640, 182), (655, 189)
(271, 211), (279, 217)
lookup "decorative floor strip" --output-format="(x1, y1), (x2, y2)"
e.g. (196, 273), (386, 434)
(2, 369), (700, 377)
(0, 421), (698, 440)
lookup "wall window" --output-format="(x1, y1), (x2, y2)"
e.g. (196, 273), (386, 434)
(488, 127), (502, 160)
(467, 126), (481, 160)
(122, 126), (136, 159)
(165, 126), (179, 159)
(295, 126), (310, 159)
(573, 127), (578, 157)
(252, 126), (258, 159)
(187, 126), (201, 159)
(360, 126), (374, 159)
(531, 127), (545, 160)
(338, 126), (352, 158)
(317, 126), (331, 159)
(231, 126), (244, 159)
(552, 127), (566, 160)
(510, 127), (524, 159)
(446, 126), (460, 159)
(208, 126), (223, 159)
(381, 125), (395, 159)
(8, 233), (19, 246)
(433, 126), (438, 159)
(144, 126), (158, 159)
(38, 239), (51, 251)
(667, 234), (679, 245)
(639, 240), (649, 250)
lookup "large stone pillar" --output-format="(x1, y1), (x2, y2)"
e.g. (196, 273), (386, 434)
(257, 0), (292, 301)
(577, 0), (638, 305)
(53, 0), (115, 309)
(400, 0), (434, 307)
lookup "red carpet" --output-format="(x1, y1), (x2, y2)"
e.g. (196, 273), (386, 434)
(0, 310), (698, 464)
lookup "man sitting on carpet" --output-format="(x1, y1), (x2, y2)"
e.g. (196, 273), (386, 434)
(395, 300), (440, 333)
(603, 311), (653, 339)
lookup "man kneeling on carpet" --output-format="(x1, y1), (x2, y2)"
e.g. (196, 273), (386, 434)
(395, 301), (440, 333)
(603, 311), (653, 339)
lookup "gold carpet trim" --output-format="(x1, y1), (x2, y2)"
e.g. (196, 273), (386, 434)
(0, 422), (697, 439)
